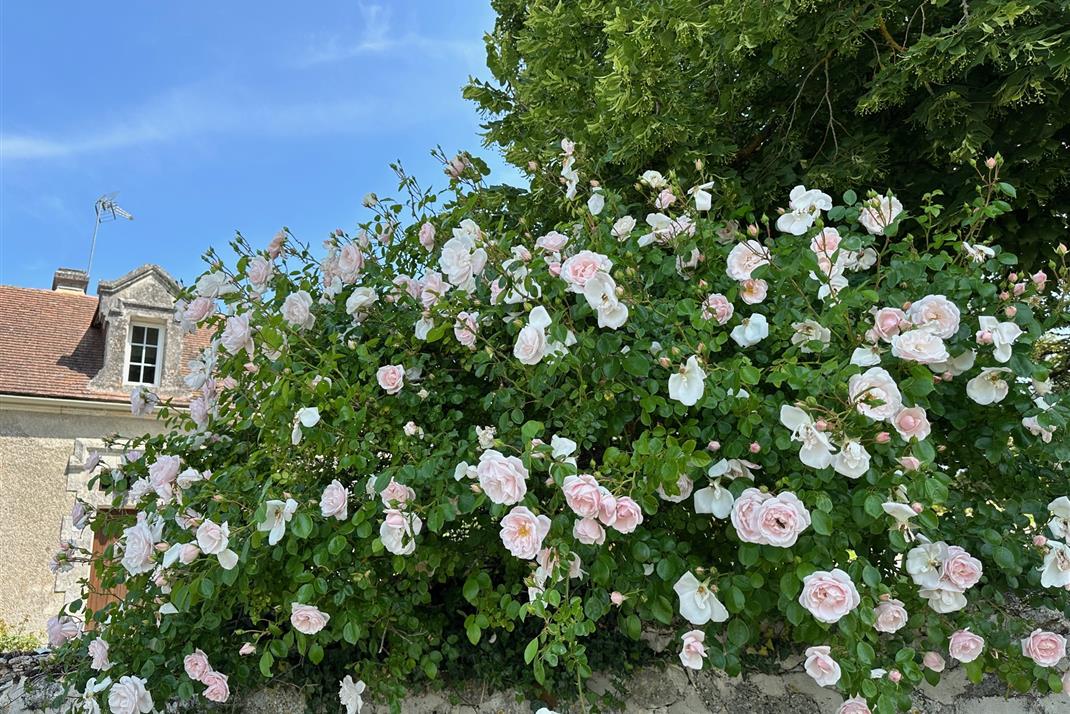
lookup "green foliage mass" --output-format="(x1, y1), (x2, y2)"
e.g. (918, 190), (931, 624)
(465, 0), (1070, 265)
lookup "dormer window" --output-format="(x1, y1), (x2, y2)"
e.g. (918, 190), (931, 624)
(126, 323), (164, 385)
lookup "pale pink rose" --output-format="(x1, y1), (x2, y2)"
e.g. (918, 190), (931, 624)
(120, 518), (157, 575)
(1021, 629), (1066, 667)
(417, 223), (434, 251)
(454, 311), (479, 348)
(477, 450), (529, 505)
(906, 294), (961, 339)
(420, 271), (449, 309)
(184, 296), (216, 323)
(179, 543), (200, 564)
(702, 293), (734, 324)
(725, 240), (771, 281)
(799, 569), (860, 623)
(923, 651), (945, 672)
(534, 230), (569, 253)
(107, 676), (154, 714)
(1032, 271), (1048, 291)
(281, 290), (315, 329)
(872, 307), (907, 341)
(679, 629), (707, 670)
(803, 645), (841, 687)
(239, 643), (256, 656)
(337, 243), (364, 283)
(560, 251), (612, 291)
(1013, 281), (1026, 296)
(948, 629), (985, 663)
(202, 670), (230, 703)
(891, 329), (949, 364)
(573, 517), (606, 545)
(195, 519), (230, 556)
(838, 696), (872, 714)
(376, 364), (405, 394)
(756, 492), (811, 547)
(739, 278), (768, 305)
(610, 591), (625, 606)
(942, 545), (982, 589)
(657, 474), (694, 503)
(611, 496), (643, 534)
(499, 506), (551, 559)
(849, 367), (903, 421)
(320, 479), (349, 520)
(596, 487), (617, 526)
(730, 488), (771, 544)
(563, 474), (602, 518)
(45, 616), (80, 647)
(898, 456), (922, 472)
(893, 407), (931, 441)
(184, 649), (211, 681)
(149, 455), (181, 499)
(379, 478), (415, 507)
(88, 637), (110, 670)
(873, 598), (908, 633)
(810, 228), (841, 258)
(247, 257), (273, 288)
(267, 230), (285, 258)
(655, 189), (676, 210)
(290, 603), (330, 635)
(221, 313), (253, 356)
(547, 261), (561, 277)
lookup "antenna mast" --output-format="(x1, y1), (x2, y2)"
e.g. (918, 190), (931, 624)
(87, 192), (134, 285)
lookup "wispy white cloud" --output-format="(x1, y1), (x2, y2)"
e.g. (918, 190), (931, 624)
(292, 2), (484, 68)
(1, 82), (387, 161)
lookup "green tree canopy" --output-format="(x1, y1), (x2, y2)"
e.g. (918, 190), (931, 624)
(465, 0), (1070, 265)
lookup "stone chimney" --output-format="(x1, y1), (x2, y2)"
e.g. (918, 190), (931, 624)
(52, 268), (90, 294)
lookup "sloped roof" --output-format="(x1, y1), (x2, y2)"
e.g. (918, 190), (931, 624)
(0, 285), (211, 403)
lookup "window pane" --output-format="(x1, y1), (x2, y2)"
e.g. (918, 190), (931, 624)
(128, 364), (141, 382)
(132, 325), (145, 343)
(130, 344), (144, 364)
(142, 366), (156, 384)
(143, 347), (157, 365)
(145, 327), (160, 345)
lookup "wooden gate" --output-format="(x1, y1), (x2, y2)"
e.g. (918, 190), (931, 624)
(85, 512), (130, 624)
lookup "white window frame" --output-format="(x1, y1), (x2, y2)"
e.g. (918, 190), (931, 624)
(123, 321), (166, 387)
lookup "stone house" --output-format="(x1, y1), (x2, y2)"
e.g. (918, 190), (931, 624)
(0, 265), (210, 637)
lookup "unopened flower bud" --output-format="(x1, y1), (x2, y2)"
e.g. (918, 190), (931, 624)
(985, 157), (997, 169)
(999, 291), (1011, 301)
(212, 494), (224, 502)
(155, 542), (169, 552)
(941, 371), (953, 382)
(912, 502), (923, 513)
(901, 301), (912, 311)
(814, 420), (828, 432)
(1004, 305), (1017, 318)
(889, 670), (902, 684)
(527, 161), (539, 172)
(749, 442), (761, 454)
(1034, 535), (1048, 547)
(747, 224), (759, 238)
(1056, 243), (1068, 256)
(879, 593), (890, 602)
(1009, 272), (1018, 282)
(659, 356), (671, 368)
(976, 330), (993, 345)
(470, 483), (482, 494)
(610, 591), (625, 606)
(707, 440), (721, 452)
(875, 431), (891, 444)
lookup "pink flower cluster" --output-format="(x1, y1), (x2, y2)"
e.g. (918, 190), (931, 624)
(731, 488), (811, 547)
(183, 648), (230, 703)
(906, 541), (982, 613)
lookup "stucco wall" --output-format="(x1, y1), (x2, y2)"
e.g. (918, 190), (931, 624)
(0, 403), (163, 636)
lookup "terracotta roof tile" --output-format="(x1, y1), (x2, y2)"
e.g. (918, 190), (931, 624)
(0, 285), (212, 404)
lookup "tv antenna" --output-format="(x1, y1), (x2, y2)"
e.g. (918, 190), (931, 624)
(87, 192), (134, 284)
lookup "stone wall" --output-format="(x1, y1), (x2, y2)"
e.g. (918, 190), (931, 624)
(4, 660), (1068, 713)
(0, 405), (163, 636)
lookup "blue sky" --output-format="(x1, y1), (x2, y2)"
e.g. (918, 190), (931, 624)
(0, 1), (519, 290)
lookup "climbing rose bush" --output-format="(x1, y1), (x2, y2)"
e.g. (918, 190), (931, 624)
(54, 151), (1070, 713)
